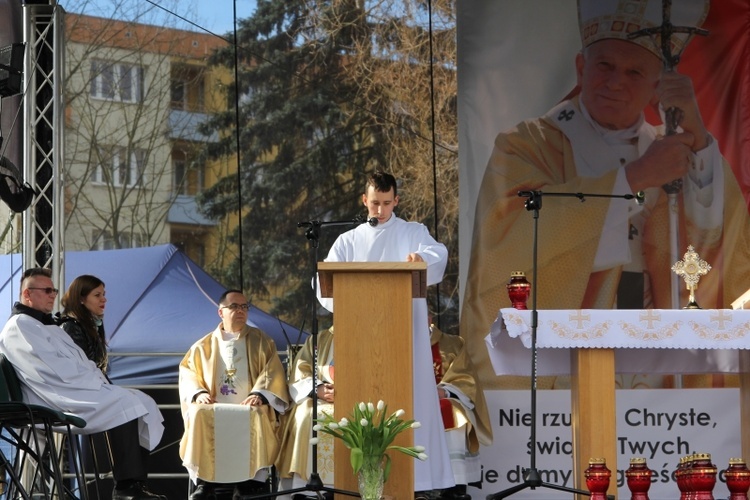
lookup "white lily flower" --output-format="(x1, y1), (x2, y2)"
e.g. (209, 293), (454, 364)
(339, 419), (349, 427)
(312, 424), (322, 431)
(329, 423), (339, 430)
(417, 452), (428, 461)
(414, 445), (425, 452)
(310, 437), (319, 445)
(360, 418), (369, 426)
(411, 421), (421, 429)
(394, 409), (405, 418)
(377, 400), (385, 411)
(367, 402), (375, 412)
(359, 402), (367, 412)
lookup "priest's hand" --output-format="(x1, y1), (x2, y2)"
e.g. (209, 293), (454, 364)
(316, 383), (335, 403)
(194, 392), (215, 404)
(657, 70), (709, 152)
(242, 394), (264, 406)
(406, 252), (424, 263)
(625, 132), (694, 192)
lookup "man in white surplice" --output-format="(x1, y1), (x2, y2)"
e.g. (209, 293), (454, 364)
(0, 268), (166, 500)
(316, 170), (454, 494)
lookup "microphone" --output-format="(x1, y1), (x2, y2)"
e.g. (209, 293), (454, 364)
(635, 191), (645, 206)
(355, 215), (378, 227)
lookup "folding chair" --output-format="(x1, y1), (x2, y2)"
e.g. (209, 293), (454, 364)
(0, 353), (89, 499)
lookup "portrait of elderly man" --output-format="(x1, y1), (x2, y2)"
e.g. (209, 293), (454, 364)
(461, 0), (750, 387)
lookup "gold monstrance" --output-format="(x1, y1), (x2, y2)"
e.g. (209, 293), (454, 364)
(671, 245), (711, 309)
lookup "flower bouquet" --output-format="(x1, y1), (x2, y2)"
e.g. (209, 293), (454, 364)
(312, 400), (427, 499)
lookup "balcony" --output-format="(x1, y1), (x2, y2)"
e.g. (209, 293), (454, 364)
(168, 194), (216, 226)
(167, 109), (219, 142)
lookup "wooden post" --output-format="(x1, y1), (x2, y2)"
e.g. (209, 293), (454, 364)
(570, 348), (618, 499)
(319, 262), (426, 500)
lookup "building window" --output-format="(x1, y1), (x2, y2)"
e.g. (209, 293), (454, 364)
(173, 236), (206, 266)
(92, 230), (145, 250)
(91, 146), (146, 187)
(170, 64), (205, 112)
(171, 79), (186, 110)
(90, 60), (144, 103)
(173, 156), (187, 195)
(172, 150), (204, 196)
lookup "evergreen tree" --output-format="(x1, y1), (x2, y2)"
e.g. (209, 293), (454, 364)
(200, 0), (458, 332)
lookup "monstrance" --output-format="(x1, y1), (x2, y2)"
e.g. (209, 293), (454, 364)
(671, 245), (711, 309)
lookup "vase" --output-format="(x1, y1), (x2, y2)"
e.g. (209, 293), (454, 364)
(357, 455), (385, 500)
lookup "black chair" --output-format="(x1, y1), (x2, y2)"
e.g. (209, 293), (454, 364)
(0, 353), (90, 499)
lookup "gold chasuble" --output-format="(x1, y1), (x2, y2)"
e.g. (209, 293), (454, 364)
(430, 326), (493, 453)
(277, 328), (336, 485)
(179, 324), (290, 482)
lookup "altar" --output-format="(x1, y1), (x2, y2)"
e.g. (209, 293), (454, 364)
(484, 308), (750, 498)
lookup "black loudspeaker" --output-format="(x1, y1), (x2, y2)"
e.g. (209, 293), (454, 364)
(0, 42), (24, 98)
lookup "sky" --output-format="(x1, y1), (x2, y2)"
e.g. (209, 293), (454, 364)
(63, 0), (258, 37)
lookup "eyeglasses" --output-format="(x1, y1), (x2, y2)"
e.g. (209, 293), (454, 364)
(221, 303), (250, 311)
(27, 287), (59, 295)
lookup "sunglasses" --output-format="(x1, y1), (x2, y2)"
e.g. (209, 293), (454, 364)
(27, 287), (59, 295)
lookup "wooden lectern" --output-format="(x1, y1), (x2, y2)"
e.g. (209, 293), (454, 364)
(318, 261), (426, 500)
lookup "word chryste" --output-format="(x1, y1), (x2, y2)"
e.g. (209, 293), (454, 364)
(624, 408), (711, 430)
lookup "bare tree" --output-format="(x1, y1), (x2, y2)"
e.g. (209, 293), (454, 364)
(62, 0), (236, 270)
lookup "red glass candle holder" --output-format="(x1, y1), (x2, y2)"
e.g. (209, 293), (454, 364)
(626, 457), (652, 500)
(585, 458), (611, 500)
(676, 456), (690, 500)
(507, 271), (531, 310)
(691, 453), (716, 500)
(725, 458), (750, 500)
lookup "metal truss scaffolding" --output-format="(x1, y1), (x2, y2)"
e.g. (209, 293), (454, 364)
(22, 0), (64, 286)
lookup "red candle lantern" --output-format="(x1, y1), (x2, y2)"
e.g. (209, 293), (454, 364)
(676, 456), (690, 500)
(506, 271), (531, 310)
(626, 457), (653, 500)
(725, 458), (750, 500)
(691, 453), (717, 500)
(585, 458), (611, 500)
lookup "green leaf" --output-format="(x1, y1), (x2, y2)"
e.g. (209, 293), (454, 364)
(383, 454), (392, 483)
(350, 447), (364, 474)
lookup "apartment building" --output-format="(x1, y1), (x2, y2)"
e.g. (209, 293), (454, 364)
(64, 13), (236, 267)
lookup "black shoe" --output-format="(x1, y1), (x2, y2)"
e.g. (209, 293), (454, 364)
(440, 485), (471, 500)
(190, 482), (217, 500)
(232, 479), (268, 499)
(112, 482), (167, 500)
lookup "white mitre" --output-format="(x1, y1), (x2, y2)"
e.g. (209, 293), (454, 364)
(578, 0), (710, 60)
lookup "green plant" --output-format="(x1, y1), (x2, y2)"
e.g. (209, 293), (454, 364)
(312, 400), (427, 482)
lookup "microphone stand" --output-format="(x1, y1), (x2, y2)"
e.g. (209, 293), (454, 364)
(251, 218), (368, 500)
(486, 190), (630, 500)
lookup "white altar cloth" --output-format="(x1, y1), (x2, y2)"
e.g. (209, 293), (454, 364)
(484, 308), (750, 376)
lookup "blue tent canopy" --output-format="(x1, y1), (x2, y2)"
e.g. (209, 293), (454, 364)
(0, 244), (307, 385)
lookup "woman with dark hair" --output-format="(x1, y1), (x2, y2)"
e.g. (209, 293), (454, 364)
(60, 274), (108, 374)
